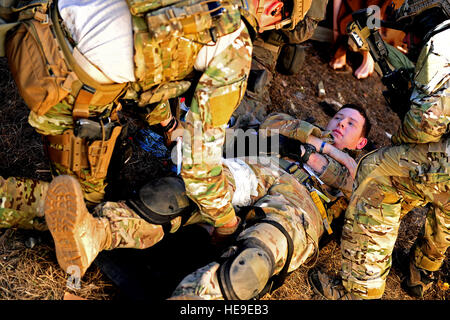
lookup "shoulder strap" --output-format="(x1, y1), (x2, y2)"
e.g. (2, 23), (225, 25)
(50, 2), (128, 119)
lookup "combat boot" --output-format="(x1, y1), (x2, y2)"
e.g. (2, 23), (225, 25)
(44, 175), (112, 277)
(308, 269), (362, 300)
(402, 260), (435, 298)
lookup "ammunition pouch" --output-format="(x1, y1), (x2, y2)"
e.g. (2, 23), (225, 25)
(130, 0), (242, 91)
(45, 124), (122, 180)
(126, 176), (197, 232)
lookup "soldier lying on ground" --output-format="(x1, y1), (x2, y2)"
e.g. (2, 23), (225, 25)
(43, 104), (371, 299)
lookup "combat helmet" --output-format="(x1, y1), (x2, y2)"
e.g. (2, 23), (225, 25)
(240, 0), (312, 33)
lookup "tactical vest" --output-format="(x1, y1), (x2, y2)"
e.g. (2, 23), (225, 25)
(278, 157), (348, 235)
(126, 0), (242, 105)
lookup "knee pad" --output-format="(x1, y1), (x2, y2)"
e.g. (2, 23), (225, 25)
(217, 237), (275, 300)
(126, 176), (197, 229)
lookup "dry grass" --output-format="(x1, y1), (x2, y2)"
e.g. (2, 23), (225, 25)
(0, 230), (117, 300)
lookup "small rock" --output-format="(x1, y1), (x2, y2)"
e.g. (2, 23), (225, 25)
(317, 81), (326, 98)
(25, 237), (40, 249)
(294, 92), (305, 100)
(288, 100), (296, 113)
(337, 92), (345, 104)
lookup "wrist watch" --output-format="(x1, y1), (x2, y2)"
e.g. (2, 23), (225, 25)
(301, 143), (316, 164)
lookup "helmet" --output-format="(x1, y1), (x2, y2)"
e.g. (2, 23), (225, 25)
(240, 0), (312, 33)
(395, 0), (450, 24)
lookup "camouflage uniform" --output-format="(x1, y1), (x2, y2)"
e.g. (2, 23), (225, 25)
(0, 0), (252, 229)
(340, 21), (450, 299)
(169, 113), (357, 299)
(231, 0), (329, 129)
(29, 113), (346, 255)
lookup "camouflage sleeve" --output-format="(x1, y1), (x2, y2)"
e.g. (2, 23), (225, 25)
(385, 43), (415, 70)
(317, 154), (353, 199)
(260, 113), (323, 143)
(391, 80), (450, 145)
(391, 28), (450, 145)
(181, 25), (252, 227)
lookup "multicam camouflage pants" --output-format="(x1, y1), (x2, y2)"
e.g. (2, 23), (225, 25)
(170, 158), (324, 299)
(341, 138), (450, 299)
(0, 177), (48, 231)
(181, 26), (252, 228)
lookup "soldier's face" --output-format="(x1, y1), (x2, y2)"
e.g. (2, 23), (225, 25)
(326, 108), (367, 150)
(253, 0), (284, 31)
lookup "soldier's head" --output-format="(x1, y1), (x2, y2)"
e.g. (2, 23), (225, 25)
(241, 0), (312, 33)
(325, 104), (371, 150)
(394, 0), (450, 60)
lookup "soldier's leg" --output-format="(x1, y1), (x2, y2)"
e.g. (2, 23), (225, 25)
(0, 176), (48, 231)
(170, 166), (324, 299)
(405, 203), (450, 297)
(44, 175), (179, 277)
(340, 142), (444, 299)
(414, 203), (450, 272)
(341, 174), (403, 299)
(181, 24), (252, 228)
(405, 176), (450, 297)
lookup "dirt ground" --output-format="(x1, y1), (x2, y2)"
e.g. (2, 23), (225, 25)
(0, 39), (448, 301)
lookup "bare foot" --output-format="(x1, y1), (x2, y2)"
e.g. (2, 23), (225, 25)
(354, 51), (374, 79)
(330, 46), (347, 70)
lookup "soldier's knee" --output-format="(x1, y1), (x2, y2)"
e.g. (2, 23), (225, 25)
(217, 237), (275, 300)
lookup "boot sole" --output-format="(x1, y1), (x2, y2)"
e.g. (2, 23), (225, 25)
(44, 175), (89, 277)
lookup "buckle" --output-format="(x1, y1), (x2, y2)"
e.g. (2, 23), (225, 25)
(34, 9), (48, 24)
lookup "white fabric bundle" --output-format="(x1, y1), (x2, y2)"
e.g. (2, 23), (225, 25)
(222, 158), (259, 207)
(58, 0), (136, 83)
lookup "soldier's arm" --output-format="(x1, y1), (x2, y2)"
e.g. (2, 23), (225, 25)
(264, 117), (323, 143)
(391, 30), (450, 145)
(392, 79), (450, 145)
(306, 135), (357, 179)
(300, 143), (354, 198)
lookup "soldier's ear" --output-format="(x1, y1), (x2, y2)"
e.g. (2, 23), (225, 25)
(356, 137), (367, 150)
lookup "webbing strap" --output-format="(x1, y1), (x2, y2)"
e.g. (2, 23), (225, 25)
(73, 85), (94, 119)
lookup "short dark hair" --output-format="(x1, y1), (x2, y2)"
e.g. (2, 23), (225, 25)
(338, 103), (371, 138)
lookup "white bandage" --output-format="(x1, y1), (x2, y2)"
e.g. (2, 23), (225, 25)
(222, 158), (258, 207)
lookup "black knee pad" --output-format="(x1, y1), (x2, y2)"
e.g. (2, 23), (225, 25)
(126, 176), (197, 230)
(217, 237), (275, 300)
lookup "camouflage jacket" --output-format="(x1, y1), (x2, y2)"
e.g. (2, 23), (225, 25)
(260, 113), (361, 200)
(390, 20), (450, 145)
